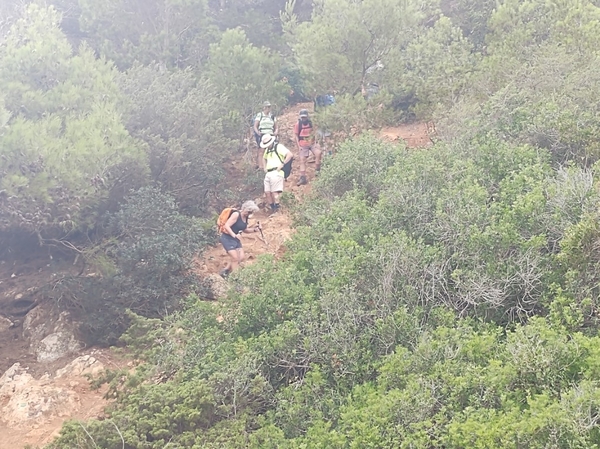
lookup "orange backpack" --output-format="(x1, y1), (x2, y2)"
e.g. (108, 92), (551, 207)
(217, 208), (237, 234)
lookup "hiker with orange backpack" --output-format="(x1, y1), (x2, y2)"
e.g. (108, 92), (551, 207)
(261, 134), (293, 213)
(294, 109), (322, 186)
(217, 201), (261, 278)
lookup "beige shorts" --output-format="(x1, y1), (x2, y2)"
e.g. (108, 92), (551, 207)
(264, 170), (284, 193)
(298, 143), (320, 158)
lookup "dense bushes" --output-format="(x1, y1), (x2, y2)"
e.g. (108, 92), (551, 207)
(49, 127), (600, 446)
(52, 187), (212, 345)
(0, 5), (147, 237)
(118, 64), (232, 214)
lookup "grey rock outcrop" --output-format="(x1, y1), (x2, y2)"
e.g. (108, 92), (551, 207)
(23, 305), (82, 363)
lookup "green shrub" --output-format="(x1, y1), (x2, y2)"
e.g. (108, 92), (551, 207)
(52, 187), (212, 345)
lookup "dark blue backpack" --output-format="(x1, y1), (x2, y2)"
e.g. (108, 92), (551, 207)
(315, 94), (335, 109)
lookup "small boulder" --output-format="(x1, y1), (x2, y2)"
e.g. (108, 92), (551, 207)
(0, 316), (13, 332)
(206, 274), (229, 299)
(23, 305), (83, 363)
(56, 355), (104, 378)
(36, 331), (82, 363)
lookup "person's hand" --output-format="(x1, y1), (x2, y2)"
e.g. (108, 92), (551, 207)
(277, 164), (283, 171)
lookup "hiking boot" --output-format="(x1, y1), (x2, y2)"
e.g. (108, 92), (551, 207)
(219, 268), (230, 279)
(297, 175), (307, 186)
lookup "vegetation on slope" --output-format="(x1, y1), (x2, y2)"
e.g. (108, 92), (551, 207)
(1, 0), (600, 447)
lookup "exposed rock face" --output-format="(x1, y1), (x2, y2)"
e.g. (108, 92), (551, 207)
(56, 355), (105, 378)
(22, 305), (82, 363)
(0, 363), (78, 428)
(36, 331), (82, 363)
(0, 352), (111, 449)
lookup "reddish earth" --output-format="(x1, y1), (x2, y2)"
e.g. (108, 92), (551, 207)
(380, 121), (435, 147)
(0, 349), (128, 449)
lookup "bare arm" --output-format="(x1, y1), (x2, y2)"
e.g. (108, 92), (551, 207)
(253, 118), (260, 135)
(242, 224), (260, 234)
(294, 124), (301, 148)
(284, 151), (293, 163)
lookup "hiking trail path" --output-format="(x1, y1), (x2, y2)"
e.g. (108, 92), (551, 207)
(0, 101), (431, 449)
(195, 103), (433, 277)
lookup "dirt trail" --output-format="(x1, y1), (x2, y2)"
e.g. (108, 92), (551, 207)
(196, 103), (433, 277)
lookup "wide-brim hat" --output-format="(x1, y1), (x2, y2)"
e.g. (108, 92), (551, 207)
(263, 100), (271, 107)
(260, 134), (276, 148)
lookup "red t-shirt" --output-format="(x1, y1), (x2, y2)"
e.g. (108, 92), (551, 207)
(294, 120), (314, 147)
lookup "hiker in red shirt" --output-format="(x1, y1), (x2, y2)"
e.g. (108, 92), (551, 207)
(294, 109), (322, 186)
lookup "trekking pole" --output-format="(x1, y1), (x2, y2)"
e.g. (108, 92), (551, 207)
(256, 221), (268, 247)
(257, 221), (265, 240)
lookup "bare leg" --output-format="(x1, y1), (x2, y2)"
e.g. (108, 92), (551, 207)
(226, 247), (243, 272)
(265, 191), (274, 206)
(256, 135), (264, 169)
(257, 148), (264, 169)
(313, 146), (322, 171)
(299, 155), (307, 174)
(236, 248), (245, 269)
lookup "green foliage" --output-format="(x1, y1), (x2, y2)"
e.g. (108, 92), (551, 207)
(206, 28), (289, 137)
(35, 1), (600, 448)
(0, 4), (147, 236)
(284, 0), (427, 95)
(311, 133), (404, 201)
(450, 47), (600, 165)
(48, 130), (600, 449)
(118, 64), (231, 213)
(77, 0), (218, 68)
(439, 0), (496, 48)
(384, 16), (479, 117)
(48, 379), (219, 449)
(314, 92), (397, 136)
(52, 187), (212, 345)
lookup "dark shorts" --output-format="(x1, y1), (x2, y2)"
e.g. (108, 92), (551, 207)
(220, 234), (242, 252)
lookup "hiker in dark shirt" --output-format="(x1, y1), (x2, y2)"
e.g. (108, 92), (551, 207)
(219, 201), (261, 278)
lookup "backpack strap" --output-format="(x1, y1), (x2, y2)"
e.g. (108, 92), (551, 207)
(297, 119), (312, 140)
(272, 143), (285, 164)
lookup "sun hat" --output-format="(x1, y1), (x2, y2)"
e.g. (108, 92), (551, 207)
(260, 134), (276, 148)
(299, 109), (309, 117)
(263, 100), (272, 107)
